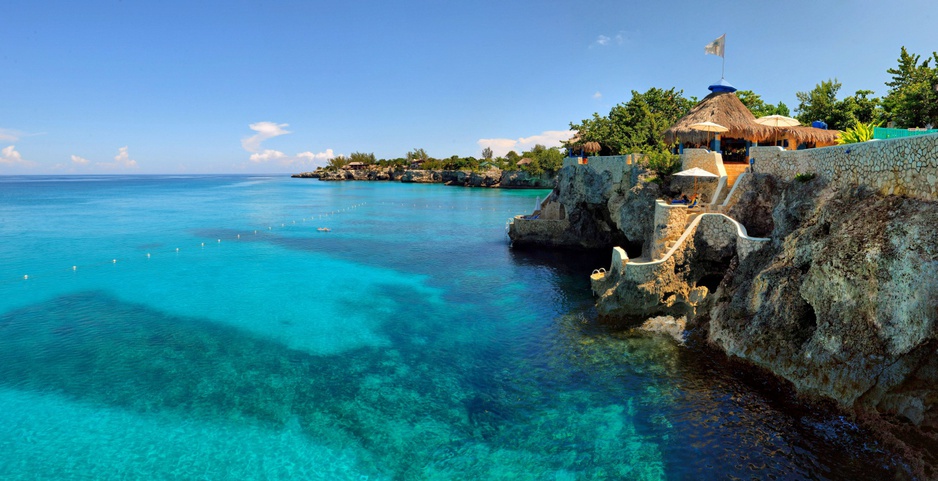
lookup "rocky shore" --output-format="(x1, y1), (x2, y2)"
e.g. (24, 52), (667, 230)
(510, 142), (938, 475)
(292, 168), (554, 189)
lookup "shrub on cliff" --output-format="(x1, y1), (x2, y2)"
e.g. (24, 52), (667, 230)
(641, 148), (681, 183)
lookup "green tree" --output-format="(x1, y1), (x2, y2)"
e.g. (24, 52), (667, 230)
(794, 79), (855, 130)
(567, 87), (694, 155)
(796, 79), (885, 130)
(327, 155), (350, 171)
(882, 47), (938, 128)
(349, 152), (376, 165)
(406, 148), (428, 161)
(840, 90), (883, 125)
(736, 90), (790, 117)
(520, 144), (564, 175)
(505, 150), (521, 169)
(481, 147), (493, 160)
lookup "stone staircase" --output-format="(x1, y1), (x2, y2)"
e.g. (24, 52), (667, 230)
(712, 163), (749, 207)
(723, 163), (749, 189)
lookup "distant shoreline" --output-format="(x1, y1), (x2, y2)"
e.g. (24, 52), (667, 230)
(291, 168), (555, 189)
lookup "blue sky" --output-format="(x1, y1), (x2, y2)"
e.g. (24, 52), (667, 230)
(2, 0), (935, 174)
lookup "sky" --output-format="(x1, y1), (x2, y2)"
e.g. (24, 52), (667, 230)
(2, 0), (936, 174)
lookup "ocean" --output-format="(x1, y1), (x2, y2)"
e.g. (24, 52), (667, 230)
(0, 175), (897, 479)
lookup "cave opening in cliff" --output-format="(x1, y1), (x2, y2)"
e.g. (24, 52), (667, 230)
(623, 240), (643, 259)
(697, 273), (724, 293)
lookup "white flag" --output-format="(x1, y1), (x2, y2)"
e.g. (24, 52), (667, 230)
(704, 34), (725, 58)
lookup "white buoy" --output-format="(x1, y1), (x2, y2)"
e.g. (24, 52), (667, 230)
(176, 248), (180, 252)
(147, 253), (151, 258)
(112, 259), (117, 264)
(217, 239), (221, 243)
(201, 242), (205, 247)
(237, 234), (241, 239)
(72, 266), (77, 271)
(23, 274), (28, 280)
(254, 230), (257, 234)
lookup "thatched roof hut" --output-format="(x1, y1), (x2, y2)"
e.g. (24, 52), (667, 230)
(782, 125), (840, 145)
(517, 158), (533, 166)
(664, 91), (775, 144)
(665, 89), (840, 146)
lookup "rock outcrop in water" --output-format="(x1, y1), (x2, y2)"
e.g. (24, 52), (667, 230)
(508, 164), (660, 251)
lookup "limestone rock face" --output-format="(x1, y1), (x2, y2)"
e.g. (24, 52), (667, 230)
(709, 184), (938, 426)
(400, 170), (442, 183)
(500, 170), (554, 188)
(508, 165), (662, 250)
(723, 173), (788, 237)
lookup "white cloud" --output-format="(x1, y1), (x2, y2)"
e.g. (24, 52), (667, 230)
(242, 121), (291, 152)
(0, 129), (23, 142)
(592, 31), (629, 48)
(593, 91), (603, 99)
(296, 149), (335, 162)
(111, 146), (138, 168)
(249, 149), (287, 163)
(477, 130), (576, 157)
(0, 145), (30, 166)
(71, 154), (90, 165)
(250, 148), (335, 168)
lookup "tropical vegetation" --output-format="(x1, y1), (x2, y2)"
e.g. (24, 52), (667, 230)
(318, 46), (936, 174)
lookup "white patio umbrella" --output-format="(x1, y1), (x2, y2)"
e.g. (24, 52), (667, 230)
(754, 115), (801, 146)
(689, 121), (729, 150)
(674, 167), (719, 197)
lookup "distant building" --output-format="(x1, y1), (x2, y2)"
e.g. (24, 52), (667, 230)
(409, 159), (426, 169)
(348, 162), (366, 170)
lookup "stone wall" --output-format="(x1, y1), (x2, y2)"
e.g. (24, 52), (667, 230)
(680, 149), (722, 176)
(678, 150), (728, 205)
(561, 155), (636, 185)
(751, 133), (938, 200)
(591, 212), (771, 312)
(650, 200), (688, 260)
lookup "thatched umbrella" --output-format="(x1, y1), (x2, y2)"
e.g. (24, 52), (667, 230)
(664, 91), (775, 145)
(689, 121), (728, 149)
(583, 141), (601, 154)
(754, 114), (800, 146)
(674, 166), (718, 197)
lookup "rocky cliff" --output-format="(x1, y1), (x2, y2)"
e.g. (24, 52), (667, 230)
(509, 164), (660, 251)
(708, 179), (938, 427)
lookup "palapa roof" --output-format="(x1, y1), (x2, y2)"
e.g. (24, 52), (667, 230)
(664, 91), (775, 144)
(664, 91), (840, 145)
(517, 158), (533, 165)
(782, 125), (840, 144)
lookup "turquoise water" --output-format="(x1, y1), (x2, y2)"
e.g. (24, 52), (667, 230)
(0, 175), (897, 479)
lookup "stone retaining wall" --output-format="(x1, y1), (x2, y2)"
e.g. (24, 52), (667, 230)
(592, 213), (770, 297)
(561, 155), (636, 185)
(681, 149), (722, 176)
(751, 133), (938, 200)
